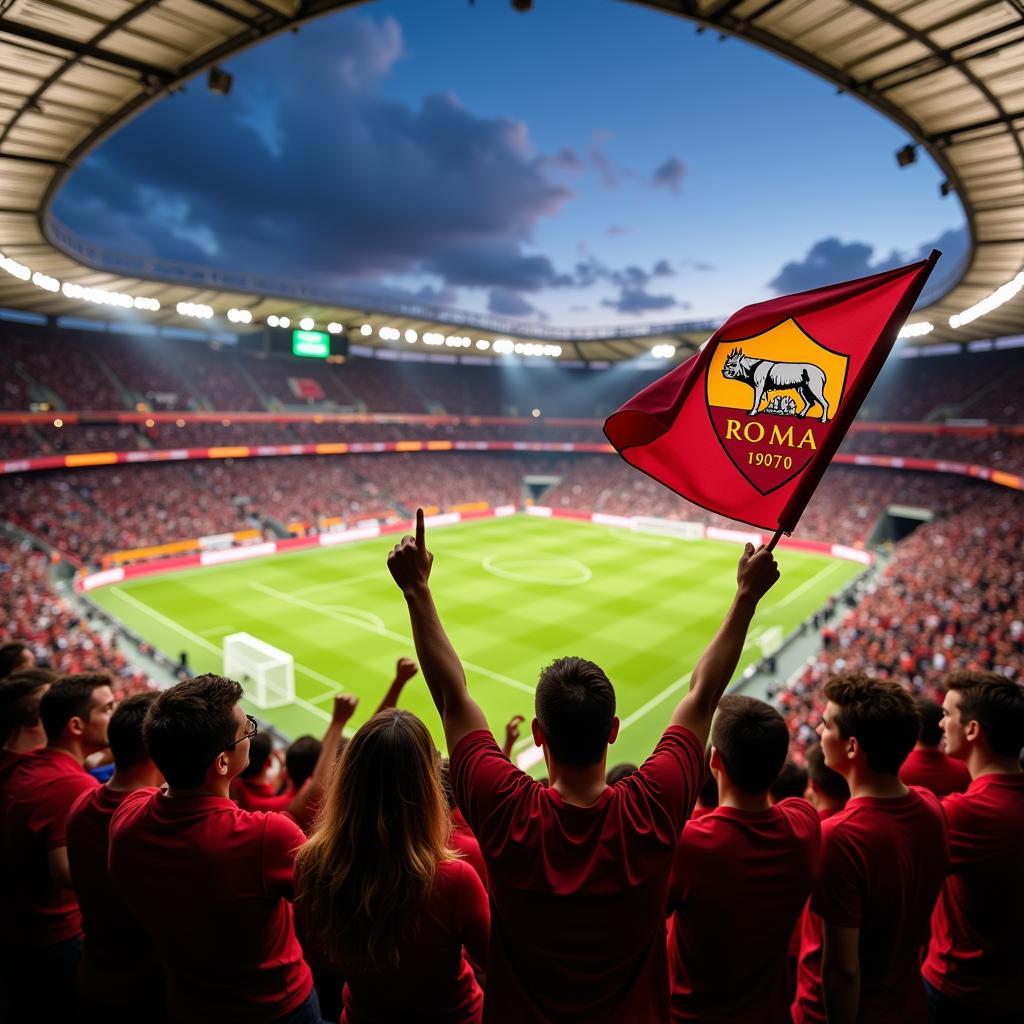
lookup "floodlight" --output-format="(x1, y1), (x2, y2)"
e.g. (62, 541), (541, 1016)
(208, 67), (233, 96)
(895, 144), (917, 168)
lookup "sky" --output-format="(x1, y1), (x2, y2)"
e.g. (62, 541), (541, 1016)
(52, 0), (967, 329)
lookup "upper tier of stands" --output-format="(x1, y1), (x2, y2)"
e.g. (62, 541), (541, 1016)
(2, 322), (1022, 422)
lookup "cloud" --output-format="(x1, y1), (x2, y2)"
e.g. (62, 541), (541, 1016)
(546, 147), (585, 173)
(607, 224), (630, 236)
(602, 287), (679, 315)
(52, 13), (575, 303)
(652, 258), (674, 277)
(488, 287), (537, 318)
(652, 156), (686, 194)
(767, 226), (967, 294)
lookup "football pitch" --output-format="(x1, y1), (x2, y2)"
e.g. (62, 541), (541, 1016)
(87, 516), (863, 770)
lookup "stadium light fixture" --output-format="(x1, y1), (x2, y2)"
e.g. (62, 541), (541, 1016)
(405, 329), (418, 343)
(176, 301), (214, 319)
(360, 323), (373, 336)
(895, 144), (917, 168)
(379, 326), (401, 341)
(228, 308), (253, 324)
(423, 332), (444, 345)
(327, 322), (343, 334)
(492, 339), (514, 354)
(208, 67), (233, 96)
(897, 321), (933, 339)
(267, 315), (279, 327)
(939, 181), (953, 198)
(949, 271), (1024, 329)
(532, 408), (541, 417)
(31, 271), (59, 293)
(651, 344), (676, 358)
(299, 316), (315, 331)
(278, 316), (290, 328)
(476, 339), (490, 350)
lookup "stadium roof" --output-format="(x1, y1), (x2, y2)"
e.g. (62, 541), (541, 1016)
(1, 0), (1022, 360)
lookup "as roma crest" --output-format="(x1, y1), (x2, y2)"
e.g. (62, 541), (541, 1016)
(705, 319), (849, 494)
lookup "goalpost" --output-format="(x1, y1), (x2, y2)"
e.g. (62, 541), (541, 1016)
(223, 632), (295, 710)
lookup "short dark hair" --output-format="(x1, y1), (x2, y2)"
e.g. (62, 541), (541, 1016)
(535, 657), (616, 770)
(946, 672), (1024, 758)
(769, 760), (809, 802)
(144, 674), (243, 789)
(606, 763), (637, 785)
(0, 668), (57, 745)
(108, 693), (158, 771)
(914, 697), (944, 747)
(240, 732), (272, 779)
(806, 742), (849, 802)
(286, 735), (322, 789)
(712, 696), (789, 794)
(40, 673), (113, 743)
(0, 642), (32, 679)
(824, 673), (920, 775)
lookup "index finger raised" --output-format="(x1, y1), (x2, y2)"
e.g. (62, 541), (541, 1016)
(416, 507), (426, 549)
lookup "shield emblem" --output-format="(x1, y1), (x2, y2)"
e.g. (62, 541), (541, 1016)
(705, 318), (849, 495)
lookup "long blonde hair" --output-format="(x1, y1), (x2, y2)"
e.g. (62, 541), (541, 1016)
(295, 709), (452, 970)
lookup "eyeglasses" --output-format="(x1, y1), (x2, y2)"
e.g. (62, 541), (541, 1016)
(224, 714), (258, 750)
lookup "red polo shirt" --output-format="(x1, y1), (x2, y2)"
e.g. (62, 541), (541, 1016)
(452, 808), (487, 886)
(66, 785), (163, 1008)
(899, 748), (970, 797)
(109, 788), (312, 1023)
(667, 798), (820, 1022)
(452, 726), (703, 1024)
(2, 747), (99, 945)
(232, 776), (295, 812)
(795, 787), (948, 1024)
(922, 772), (1024, 1016)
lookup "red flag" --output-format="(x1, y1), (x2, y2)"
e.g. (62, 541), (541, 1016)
(604, 253), (939, 534)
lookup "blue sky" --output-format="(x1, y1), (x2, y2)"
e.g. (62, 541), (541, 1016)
(53, 0), (966, 328)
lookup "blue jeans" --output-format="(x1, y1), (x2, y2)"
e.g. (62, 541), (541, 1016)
(276, 987), (326, 1024)
(924, 978), (1018, 1024)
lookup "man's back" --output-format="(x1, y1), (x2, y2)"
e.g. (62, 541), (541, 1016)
(66, 785), (162, 1010)
(805, 788), (948, 1023)
(3, 748), (98, 945)
(452, 726), (703, 1024)
(923, 773), (1024, 1017)
(108, 788), (312, 1024)
(668, 798), (820, 1022)
(898, 748), (970, 797)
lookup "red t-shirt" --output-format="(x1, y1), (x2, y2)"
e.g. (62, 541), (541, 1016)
(899, 748), (971, 797)
(451, 726), (703, 1024)
(232, 776), (295, 812)
(922, 772), (1024, 1015)
(794, 788), (949, 1024)
(340, 858), (489, 1024)
(667, 798), (820, 1022)
(2, 747), (99, 945)
(452, 808), (487, 886)
(109, 788), (313, 1024)
(66, 785), (163, 1006)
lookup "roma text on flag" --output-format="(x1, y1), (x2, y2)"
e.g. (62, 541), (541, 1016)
(604, 253), (939, 535)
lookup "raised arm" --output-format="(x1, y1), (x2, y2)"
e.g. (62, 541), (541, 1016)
(670, 543), (779, 747)
(286, 693), (357, 822)
(388, 509), (489, 751)
(374, 657), (419, 716)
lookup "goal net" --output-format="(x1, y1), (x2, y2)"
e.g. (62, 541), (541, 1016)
(223, 632), (295, 710)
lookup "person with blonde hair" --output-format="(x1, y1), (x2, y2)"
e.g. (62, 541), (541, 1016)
(296, 708), (488, 1024)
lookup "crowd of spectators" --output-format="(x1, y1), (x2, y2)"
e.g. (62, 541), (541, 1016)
(774, 487), (1023, 763)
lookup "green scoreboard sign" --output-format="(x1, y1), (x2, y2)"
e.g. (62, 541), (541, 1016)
(292, 330), (330, 358)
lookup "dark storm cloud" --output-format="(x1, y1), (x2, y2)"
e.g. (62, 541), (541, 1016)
(53, 14), (574, 299)
(488, 287), (537, 317)
(767, 226), (967, 294)
(651, 156), (686, 193)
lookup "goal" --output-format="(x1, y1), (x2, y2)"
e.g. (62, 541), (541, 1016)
(223, 633), (295, 710)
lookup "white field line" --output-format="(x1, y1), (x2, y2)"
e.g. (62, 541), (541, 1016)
(767, 560), (846, 612)
(250, 581), (535, 696)
(293, 568), (388, 597)
(107, 587), (331, 721)
(196, 624), (235, 637)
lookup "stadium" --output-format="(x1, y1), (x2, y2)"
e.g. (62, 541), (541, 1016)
(0, 1), (1021, 1023)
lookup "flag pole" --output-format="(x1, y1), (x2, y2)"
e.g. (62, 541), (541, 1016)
(766, 527), (785, 553)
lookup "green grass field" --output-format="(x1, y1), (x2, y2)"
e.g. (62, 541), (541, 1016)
(87, 516), (862, 770)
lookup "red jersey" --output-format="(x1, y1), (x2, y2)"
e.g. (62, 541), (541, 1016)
(232, 776), (295, 812)
(452, 808), (487, 886)
(2, 748), (99, 945)
(899, 748), (971, 797)
(667, 798), (820, 1022)
(109, 788), (312, 1023)
(794, 788), (948, 1024)
(66, 785), (163, 1008)
(340, 858), (489, 1024)
(923, 772), (1024, 1015)
(451, 726), (703, 1024)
